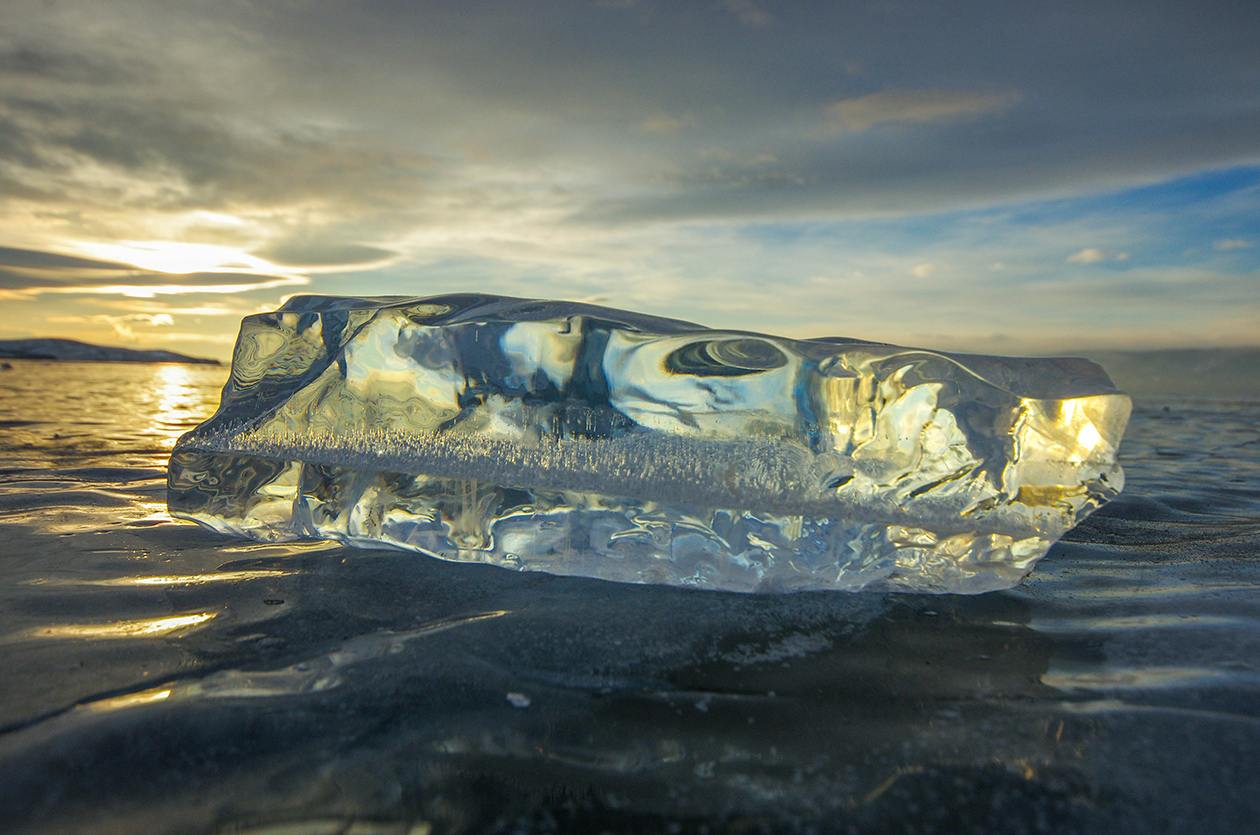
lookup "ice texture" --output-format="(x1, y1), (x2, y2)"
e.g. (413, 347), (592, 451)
(168, 294), (1130, 593)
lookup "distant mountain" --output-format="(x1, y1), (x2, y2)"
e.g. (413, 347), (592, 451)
(0, 338), (221, 365)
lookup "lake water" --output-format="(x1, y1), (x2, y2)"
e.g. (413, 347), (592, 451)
(1, 359), (1258, 834)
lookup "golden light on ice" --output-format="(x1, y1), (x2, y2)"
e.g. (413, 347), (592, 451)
(32, 612), (216, 639)
(110, 570), (292, 586)
(1076, 423), (1103, 451)
(86, 688), (174, 713)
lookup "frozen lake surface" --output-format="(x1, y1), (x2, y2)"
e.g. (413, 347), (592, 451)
(0, 359), (1258, 834)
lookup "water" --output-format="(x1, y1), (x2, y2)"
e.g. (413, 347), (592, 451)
(0, 359), (1258, 834)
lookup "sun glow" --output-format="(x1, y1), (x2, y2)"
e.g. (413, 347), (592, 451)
(74, 241), (280, 275)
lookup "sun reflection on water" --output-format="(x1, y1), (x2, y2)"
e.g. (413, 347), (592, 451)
(146, 363), (221, 449)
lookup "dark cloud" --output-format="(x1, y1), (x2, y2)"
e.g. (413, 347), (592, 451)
(4, 0), (1258, 235)
(0, 47), (140, 85)
(0, 247), (125, 292)
(0, 0), (1257, 293)
(0, 246), (299, 295)
(0, 270), (61, 291)
(259, 239), (395, 268)
(0, 37), (430, 233)
(0, 247), (125, 271)
(235, 0), (1260, 222)
(0, 85), (430, 213)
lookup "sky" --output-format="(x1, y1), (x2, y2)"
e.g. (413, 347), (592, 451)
(0, 0), (1257, 361)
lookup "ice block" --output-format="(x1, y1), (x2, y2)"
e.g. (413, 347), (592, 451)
(168, 294), (1129, 593)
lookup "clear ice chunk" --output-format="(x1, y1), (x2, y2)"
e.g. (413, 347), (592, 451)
(168, 294), (1130, 593)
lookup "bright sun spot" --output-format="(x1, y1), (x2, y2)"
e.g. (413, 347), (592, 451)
(74, 241), (279, 275)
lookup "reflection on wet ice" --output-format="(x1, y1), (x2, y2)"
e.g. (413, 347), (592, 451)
(1, 547), (1079, 831)
(2, 367), (1259, 833)
(28, 612), (215, 639)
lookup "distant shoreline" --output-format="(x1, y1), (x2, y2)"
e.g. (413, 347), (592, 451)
(0, 338), (221, 366)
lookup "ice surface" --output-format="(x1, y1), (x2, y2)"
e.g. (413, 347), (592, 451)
(168, 294), (1130, 593)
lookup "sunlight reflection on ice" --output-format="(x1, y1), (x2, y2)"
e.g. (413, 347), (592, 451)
(30, 612), (216, 639)
(20, 570), (292, 587)
(1044, 665), (1253, 690)
(77, 610), (513, 712)
(119, 570), (292, 586)
(85, 687), (173, 713)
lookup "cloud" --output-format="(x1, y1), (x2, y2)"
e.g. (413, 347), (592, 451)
(46, 311), (174, 339)
(911, 263), (936, 278)
(1067, 247), (1115, 263)
(0, 47), (141, 85)
(253, 239), (396, 269)
(0, 246), (120, 271)
(825, 88), (1020, 134)
(1061, 247), (1133, 264)
(1214, 238), (1253, 250)
(0, 41), (433, 274)
(5, 1), (1259, 235)
(0, 246), (306, 300)
(719, 1), (773, 28)
(638, 113), (692, 134)
(0, 0), (1257, 357)
(0, 81), (431, 216)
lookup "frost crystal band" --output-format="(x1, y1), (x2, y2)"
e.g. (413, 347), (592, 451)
(168, 294), (1129, 593)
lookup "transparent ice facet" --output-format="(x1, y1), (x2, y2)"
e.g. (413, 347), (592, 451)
(168, 294), (1130, 593)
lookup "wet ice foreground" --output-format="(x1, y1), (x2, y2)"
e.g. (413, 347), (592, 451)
(0, 357), (1256, 834)
(4, 487), (1260, 834)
